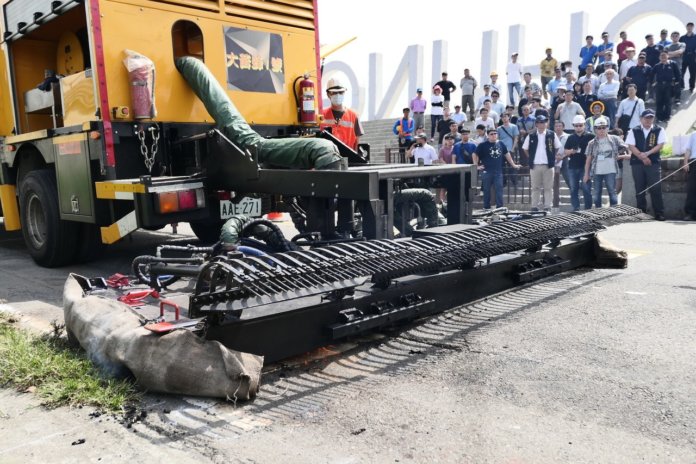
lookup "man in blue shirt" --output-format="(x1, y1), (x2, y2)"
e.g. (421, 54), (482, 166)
(393, 108), (415, 161)
(579, 35), (598, 74)
(453, 128), (477, 164)
(657, 29), (672, 48)
(596, 32), (614, 64)
(474, 128), (521, 208)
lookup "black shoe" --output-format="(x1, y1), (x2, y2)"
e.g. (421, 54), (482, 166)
(655, 214), (666, 221)
(684, 214), (694, 221)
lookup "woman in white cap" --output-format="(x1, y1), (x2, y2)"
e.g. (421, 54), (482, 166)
(583, 116), (630, 207)
(430, 85), (445, 141)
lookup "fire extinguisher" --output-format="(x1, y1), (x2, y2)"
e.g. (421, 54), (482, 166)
(298, 74), (315, 125)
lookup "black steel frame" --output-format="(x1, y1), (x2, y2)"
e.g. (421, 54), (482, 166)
(204, 129), (477, 239)
(203, 237), (594, 362)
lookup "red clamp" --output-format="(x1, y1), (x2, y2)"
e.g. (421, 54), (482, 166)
(106, 273), (130, 288)
(159, 300), (181, 321)
(118, 288), (160, 306)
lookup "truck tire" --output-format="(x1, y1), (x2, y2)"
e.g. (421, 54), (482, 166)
(19, 170), (79, 267)
(189, 219), (224, 244)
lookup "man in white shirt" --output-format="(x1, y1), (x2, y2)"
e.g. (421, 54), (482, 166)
(626, 109), (666, 220)
(475, 107), (497, 131)
(476, 84), (492, 110)
(522, 112), (562, 210)
(506, 52), (523, 106)
(683, 130), (696, 220)
(451, 105), (467, 127)
(616, 83), (645, 133)
(598, 69), (620, 128)
(619, 47), (637, 79)
(489, 91), (505, 118)
(407, 134), (439, 165)
(577, 64), (600, 94)
(555, 90), (586, 132)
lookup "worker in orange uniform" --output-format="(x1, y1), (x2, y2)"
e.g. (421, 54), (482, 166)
(320, 77), (364, 151)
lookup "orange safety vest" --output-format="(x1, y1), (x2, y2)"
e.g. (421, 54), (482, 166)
(321, 107), (358, 150)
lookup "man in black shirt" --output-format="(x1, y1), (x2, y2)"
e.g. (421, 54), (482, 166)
(437, 109), (456, 145)
(626, 53), (653, 100)
(474, 128), (521, 208)
(652, 51), (681, 122)
(641, 34), (664, 67)
(680, 22), (696, 92)
(561, 114), (595, 210)
(434, 72), (457, 108)
(577, 81), (599, 115)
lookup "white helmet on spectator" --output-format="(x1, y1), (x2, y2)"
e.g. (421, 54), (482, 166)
(594, 116), (609, 128)
(573, 115), (586, 125)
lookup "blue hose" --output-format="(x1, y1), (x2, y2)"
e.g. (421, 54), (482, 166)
(237, 245), (267, 257)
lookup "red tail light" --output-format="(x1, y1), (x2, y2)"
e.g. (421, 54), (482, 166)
(156, 188), (205, 214)
(178, 190), (197, 210)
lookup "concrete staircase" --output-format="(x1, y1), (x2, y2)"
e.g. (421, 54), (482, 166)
(362, 117), (460, 163)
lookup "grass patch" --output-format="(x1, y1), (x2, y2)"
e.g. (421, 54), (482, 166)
(0, 314), (139, 411)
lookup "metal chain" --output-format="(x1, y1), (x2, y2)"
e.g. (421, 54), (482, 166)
(149, 126), (160, 166)
(135, 124), (159, 173)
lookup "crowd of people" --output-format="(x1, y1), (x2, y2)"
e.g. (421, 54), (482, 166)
(390, 22), (696, 219)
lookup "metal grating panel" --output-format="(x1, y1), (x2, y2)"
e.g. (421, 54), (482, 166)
(224, 0), (315, 30)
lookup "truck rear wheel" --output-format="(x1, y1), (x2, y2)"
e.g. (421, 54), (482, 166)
(19, 170), (79, 267)
(189, 219), (224, 244)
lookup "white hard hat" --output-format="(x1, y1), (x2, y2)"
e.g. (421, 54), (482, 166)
(594, 116), (609, 127)
(325, 77), (346, 92)
(572, 114), (586, 125)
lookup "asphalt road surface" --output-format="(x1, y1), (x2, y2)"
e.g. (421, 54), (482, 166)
(0, 218), (695, 463)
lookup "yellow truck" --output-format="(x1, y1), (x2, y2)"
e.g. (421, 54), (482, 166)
(0, 0), (323, 266)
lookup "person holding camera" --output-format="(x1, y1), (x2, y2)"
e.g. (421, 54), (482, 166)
(407, 134), (438, 165)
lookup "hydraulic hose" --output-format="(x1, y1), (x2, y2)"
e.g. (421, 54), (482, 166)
(393, 188), (440, 236)
(220, 215), (297, 252)
(175, 56), (342, 170)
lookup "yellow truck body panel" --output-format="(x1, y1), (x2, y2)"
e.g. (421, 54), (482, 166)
(98, 0), (317, 126)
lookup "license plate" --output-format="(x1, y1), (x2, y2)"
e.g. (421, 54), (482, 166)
(219, 197), (262, 219)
